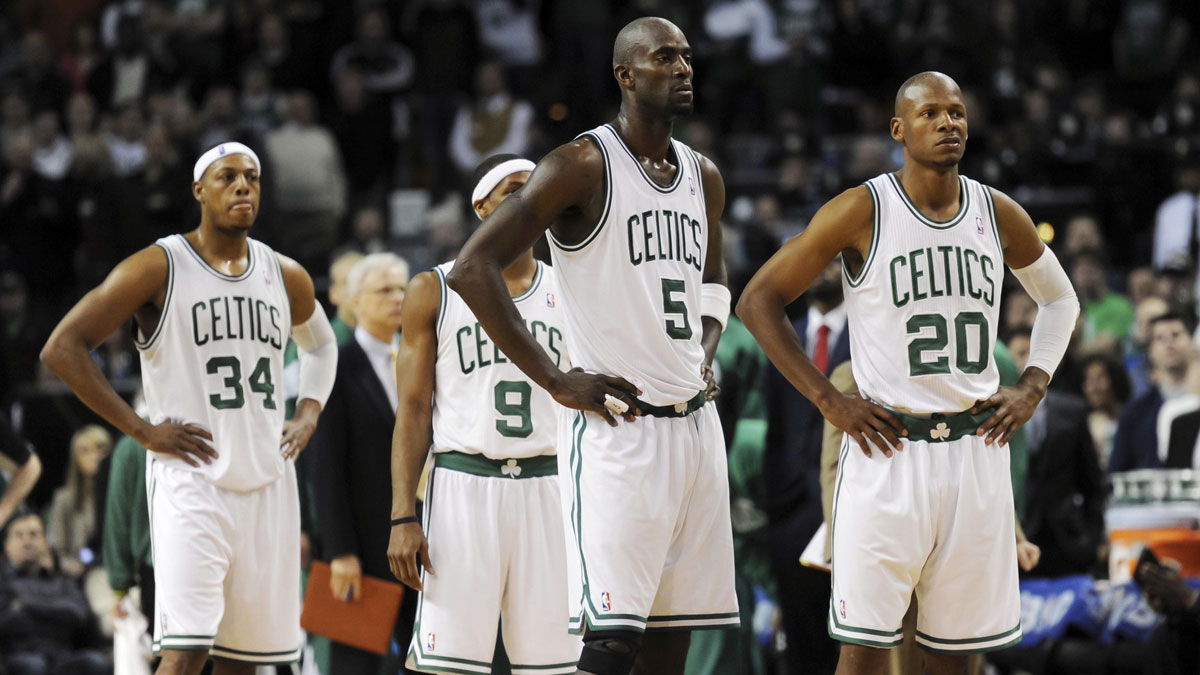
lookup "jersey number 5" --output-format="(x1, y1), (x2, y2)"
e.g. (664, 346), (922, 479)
(206, 356), (277, 410)
(906, 312), (989, 376)
(661, 278), (692, 340)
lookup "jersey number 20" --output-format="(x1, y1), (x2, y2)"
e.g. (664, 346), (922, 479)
(906, 312), (989, 376)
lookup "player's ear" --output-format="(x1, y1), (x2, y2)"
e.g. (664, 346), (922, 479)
(614, 63), (634, 90)
(890, 117), (904, 143)
(192, 181), (204, 203)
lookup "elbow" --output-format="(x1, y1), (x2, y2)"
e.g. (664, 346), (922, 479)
(445, 257), (477, 295)
(734, 284), (760, 328)
(23, 454), (41, 483)
(38, 336), (64, 376)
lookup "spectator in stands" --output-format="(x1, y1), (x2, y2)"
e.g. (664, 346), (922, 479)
(264, 89), (348, 273)
(1126, 295), (1169, 397)
(58, 20), (101, 90)
(0, 511), (111, 675)
(472, 0), (543, 93)
(85, 12), (166, 112)
(46, 425), (112, 578)
(1152, 153), (1200, 278)
(448, 60), (533, 179)
(1080, 353), (1133, 470)
(330, 7), (415, 100)
(5, 32), (72, 115)
(0, 271), (43, 399)
(1073, 249), (1135, 351)
(1063, 213), (1106, 258)
(104, 102), (146, 177)
(134, 122), (193, 242)
(1141, 557), (1200, 675)
(0, 416), (40, 530)
(255, 13), (310, 93)
(1111, 312), (1195, 471)
(0, 88), (31, 161)
(329, 68), (397, 202)
(29, 109), (70, 182)
(1009, 326), (1106, 577)
(1128, 266), (1158, 307)
(195, 84), (251, 154)
(238, 60), (285, 138)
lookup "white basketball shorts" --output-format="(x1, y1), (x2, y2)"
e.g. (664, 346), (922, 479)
(828, 417), (1022, 654)
(560, 402), (740, 635)
(407, 452), (581, 675)
(148, 457), (302, 664)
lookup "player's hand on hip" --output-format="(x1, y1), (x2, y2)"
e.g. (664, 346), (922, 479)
(280, 402), (319, 460)
(388, 522), (435, 591)
(329, 554), (362, 602)
(971, 384), (1042, 446)
(821, 393), (907, 458)
(701, 363), (720, 401)
(550, 368), (641, 427)
(142, 422), (217, 467)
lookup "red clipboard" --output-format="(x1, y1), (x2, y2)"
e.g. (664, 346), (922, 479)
(300, 561), (406, 655)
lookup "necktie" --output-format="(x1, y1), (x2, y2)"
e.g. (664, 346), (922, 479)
(814, 324), (831, 374)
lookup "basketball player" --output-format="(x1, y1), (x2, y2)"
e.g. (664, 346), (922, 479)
(445, 18), (737, 675)
(40, 143), (338, 675)
(387, 154), (579, 674)
(737, 73), (1079, 675)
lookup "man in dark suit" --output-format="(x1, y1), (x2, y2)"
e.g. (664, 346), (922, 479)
(1009, 327), (1106, 577)
(763, 259), (849, 675)
(311, 252), (415, 674)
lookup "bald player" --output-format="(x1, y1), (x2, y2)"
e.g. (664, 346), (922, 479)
(41, 142), (338, 674)
(738, 72), (1079, 675)
(446, 18), (737, 675)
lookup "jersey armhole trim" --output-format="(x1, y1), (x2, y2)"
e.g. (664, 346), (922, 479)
(269, 247), (291, 328)
(135, 242), (174, 351)
(433, 266), (449, 338)
(843, 182), (880, 288)
(983, 186), (1005, 258)
(686, 146), (707, 207)
(548, 133), (611, 254)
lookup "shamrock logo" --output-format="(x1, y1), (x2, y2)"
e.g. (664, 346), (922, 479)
(501, 459), (522, 478)
(930, 422), (950, 441)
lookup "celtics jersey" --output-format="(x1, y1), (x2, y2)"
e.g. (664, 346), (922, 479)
(137, 234), (291, 492)
(546, 124), (708, 407)
(844, 173), (1003, 415)
(430, 260), (568, 459)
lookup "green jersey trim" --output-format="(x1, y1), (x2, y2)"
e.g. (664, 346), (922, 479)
(512, 261), (545, 303)
(433, 266), (449, 336)
(433, 451), (557, 478)
(843, 182), (881, 288)
(178, 234), (257, 281)
(135, 242), (175, 350)
(604, 124), (684, 194)
(548, 134), (611, 253)
(886, 173), (970, 229)
(983, 186), (1005, 257)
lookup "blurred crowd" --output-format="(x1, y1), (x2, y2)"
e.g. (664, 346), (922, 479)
(1, 0), (1200, 673)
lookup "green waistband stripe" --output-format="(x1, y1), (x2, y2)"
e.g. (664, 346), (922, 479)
(893, 409), (992, 444)
(434, 451), (557, 478)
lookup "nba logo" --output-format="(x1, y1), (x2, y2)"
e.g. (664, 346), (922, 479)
(840, 600), (847, 619)
(264, 266), (272, 285)
(600, 592), (612, 613)
(218, 145), (226, 155)
(426, 632), (436, 651)
(546, 292), (556, 308)
(975, 216), (984, 235)
(688, 176), (696, 195)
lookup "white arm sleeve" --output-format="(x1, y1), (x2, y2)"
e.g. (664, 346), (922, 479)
(1010, 246), (1080, 378)
(291, 309), (338, 408)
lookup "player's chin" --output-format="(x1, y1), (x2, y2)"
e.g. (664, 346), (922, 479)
(668, 101), (694, 117)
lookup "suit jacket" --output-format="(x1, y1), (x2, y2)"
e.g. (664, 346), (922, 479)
(311, 339), (398, 578)
(1109, 387), (1165, 472)
(1167, 409), (1200, 468)
(1023, 391), (1106, 577)
(763, 312), (851, 530)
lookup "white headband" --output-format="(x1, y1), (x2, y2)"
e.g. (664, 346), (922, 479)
(471, 159), (536, 206)
(193, 142), (262, 182)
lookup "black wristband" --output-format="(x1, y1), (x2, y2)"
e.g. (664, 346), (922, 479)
(390, 516), (419, 527)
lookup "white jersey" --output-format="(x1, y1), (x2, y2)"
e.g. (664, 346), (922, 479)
(430, 260), (568, 459)
(546, 124), (708, 407)
(844, 173), (1003, 415)
(137, 234), (291, 492)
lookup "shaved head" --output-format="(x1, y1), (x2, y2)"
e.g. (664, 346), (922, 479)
(613, 17), (685, 69)
(894, 71), (962, 117)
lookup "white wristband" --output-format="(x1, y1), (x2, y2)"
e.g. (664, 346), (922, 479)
(701, 283), (732, 333)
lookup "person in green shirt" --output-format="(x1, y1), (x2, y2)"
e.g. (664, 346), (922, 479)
(103, 433), (153, 626)
(1071, 250), (1134, 351)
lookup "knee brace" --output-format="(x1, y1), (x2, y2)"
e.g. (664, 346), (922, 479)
(577, 630), (642, 675)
